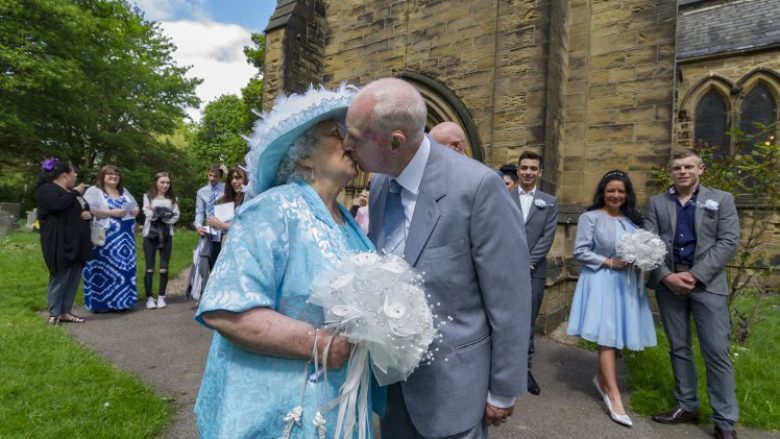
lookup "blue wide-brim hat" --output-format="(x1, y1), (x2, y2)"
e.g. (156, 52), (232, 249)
(245, 83), (358, 195)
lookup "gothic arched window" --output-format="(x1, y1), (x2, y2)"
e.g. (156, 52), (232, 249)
(739, 83), (777, 146)
(695, 90), (729, 158)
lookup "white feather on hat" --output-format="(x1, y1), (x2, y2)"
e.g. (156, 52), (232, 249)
(244, 83), (358, 195)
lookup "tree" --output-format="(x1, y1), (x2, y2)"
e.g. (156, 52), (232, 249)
(0, 0), (200, 170)
(190, 95), (251, 168)
(241, 33), (265, 120)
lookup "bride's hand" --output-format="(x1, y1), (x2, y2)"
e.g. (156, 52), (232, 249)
(316, 330), (352, 369)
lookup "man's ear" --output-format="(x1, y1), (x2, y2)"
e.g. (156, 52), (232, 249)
(390, 131), (406, 152)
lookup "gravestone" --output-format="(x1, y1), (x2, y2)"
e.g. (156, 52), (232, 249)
(26, 209), (38, 230)
(0, 202), (21, 234)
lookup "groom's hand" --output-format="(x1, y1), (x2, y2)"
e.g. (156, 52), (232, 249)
(484, 402), (513, 427)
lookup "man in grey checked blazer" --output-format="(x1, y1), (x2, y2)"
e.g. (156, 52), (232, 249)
(512, 151), (558, 396)
(644, 149), (740, 439)
(345, 77), (532, 439)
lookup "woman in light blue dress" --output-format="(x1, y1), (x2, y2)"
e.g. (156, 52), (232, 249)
(194, 85), (385, 439)
(567, 170), (657, 428)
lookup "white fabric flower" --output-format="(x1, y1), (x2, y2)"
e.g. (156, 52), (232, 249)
(704, 199), (719, 211)
(533, 199), (547, 208)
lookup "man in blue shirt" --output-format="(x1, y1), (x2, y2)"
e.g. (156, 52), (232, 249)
(194, 164), (226, 268)
(644, 149), (740, 439)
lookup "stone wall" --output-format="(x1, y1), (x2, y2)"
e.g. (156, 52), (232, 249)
(560, 0), (677, 205)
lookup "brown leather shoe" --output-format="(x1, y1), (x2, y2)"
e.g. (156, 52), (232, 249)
(714, 426), (738, 439)
(652, 407), (699, 424)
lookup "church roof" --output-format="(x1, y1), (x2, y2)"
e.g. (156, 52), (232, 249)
(677, 0), (780, 60)
(265, 0), (298, 32)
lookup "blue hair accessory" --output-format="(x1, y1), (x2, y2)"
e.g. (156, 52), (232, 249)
(42, 157), (59, 171)
(244, 83), (357, 195)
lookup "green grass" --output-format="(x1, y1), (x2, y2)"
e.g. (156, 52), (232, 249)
(0, 229), (197, 438)
(626, 292), (780, 430)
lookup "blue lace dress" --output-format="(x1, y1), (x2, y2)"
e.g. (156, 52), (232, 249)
(84, 191), (138, 312)
(195, 179), (386, 439)
(566, 210), (657, 351)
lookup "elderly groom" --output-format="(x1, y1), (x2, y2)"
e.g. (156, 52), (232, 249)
(344, 77), (532, 439)
(645, 149), (740, 439)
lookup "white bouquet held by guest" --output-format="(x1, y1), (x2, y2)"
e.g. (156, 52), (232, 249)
(616, 229), (667, 271)
(309, 252), (438, 439)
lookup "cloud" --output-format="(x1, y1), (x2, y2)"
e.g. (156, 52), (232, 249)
(132, 0), (208, 21)
(159, 20), (257, 121)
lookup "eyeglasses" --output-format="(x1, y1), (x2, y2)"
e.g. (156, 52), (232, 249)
(324, 122), (347, 140)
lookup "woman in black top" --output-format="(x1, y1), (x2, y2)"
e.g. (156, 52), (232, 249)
(35, 158), (93, 325)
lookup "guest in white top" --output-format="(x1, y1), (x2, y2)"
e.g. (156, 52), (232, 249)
(141, 172), (180, 309)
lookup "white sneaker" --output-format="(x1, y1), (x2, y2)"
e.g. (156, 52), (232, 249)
(156, 296), (167, 309)
(146, 297), (156, 309)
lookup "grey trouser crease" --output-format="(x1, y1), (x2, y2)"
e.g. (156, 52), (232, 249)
(528, 276), (545, 368)
(47, 264), (83, 316)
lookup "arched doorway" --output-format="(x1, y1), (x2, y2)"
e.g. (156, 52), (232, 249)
(401, 72), (484, 162)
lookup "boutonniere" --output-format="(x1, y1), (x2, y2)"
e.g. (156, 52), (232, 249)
(698, 199), (719, 211)
(534, 199), (547, 208)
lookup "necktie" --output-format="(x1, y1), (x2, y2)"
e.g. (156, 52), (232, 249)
(384, 180), (405, 256)
(207, 185), (217, 217)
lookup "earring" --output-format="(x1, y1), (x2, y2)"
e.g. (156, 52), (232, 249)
(309, 166), (315, 181)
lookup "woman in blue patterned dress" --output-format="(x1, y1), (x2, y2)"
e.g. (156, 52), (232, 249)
(567, 170), (657, 427)
(83, 165), (139, 312)
(195, 85), (385, 439)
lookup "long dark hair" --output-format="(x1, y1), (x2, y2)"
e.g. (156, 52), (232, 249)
(220, 166), (248, 206)
(147, 172), (177, 206)
(36, 158), (74, 187)
(587, 169), (644, 227)
(96, 165), (124, 194)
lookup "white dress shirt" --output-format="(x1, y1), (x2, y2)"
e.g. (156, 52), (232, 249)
(392, 136), (430, 233)
(518, 186), (536, 223)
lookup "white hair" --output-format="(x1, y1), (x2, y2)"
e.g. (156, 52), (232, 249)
(275, 125), (320, 185)
(364, 78), (427, 143)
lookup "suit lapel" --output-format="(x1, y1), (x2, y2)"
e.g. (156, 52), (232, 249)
(695, 185), (708, 234)
(404, 146), (446, 266)
(666, 191), (678, 238)
(525, 191), (538, 224)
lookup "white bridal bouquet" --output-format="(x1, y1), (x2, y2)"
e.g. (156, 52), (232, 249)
(308, 252), (437, 439)
(616, 229), (667, 271)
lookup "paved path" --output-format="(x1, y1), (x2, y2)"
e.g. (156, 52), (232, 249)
(64, 277), (779, 439)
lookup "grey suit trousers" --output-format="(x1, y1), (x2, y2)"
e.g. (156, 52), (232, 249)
(655, 286), (738, 429)
(527, 275), (545, 367)
(382, 384), (488, 439)
(47, 264), (83, 316)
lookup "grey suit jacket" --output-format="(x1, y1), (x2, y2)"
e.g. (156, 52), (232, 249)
(516, 189), (558, 280)
(369, 143), (532, 438)
(644, 185), (740, 295)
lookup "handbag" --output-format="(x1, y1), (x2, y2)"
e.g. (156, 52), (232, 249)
(91, 221), (106, 246)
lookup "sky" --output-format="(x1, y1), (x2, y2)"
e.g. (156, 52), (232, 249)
(132, 0), (277, 121)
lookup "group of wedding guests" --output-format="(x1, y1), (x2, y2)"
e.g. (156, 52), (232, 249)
(34, 160), (250, 320)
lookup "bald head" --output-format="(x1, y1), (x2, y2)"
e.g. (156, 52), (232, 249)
(345, 77), (428, 175)
(429, 121), (466, 154)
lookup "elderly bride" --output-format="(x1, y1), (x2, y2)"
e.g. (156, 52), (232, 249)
(194, 85), (385, 438)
